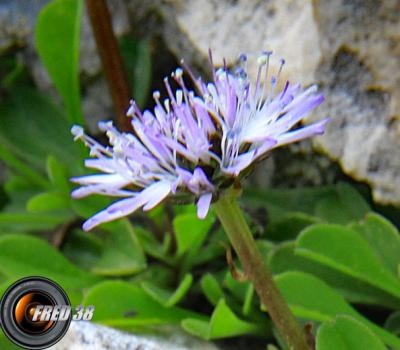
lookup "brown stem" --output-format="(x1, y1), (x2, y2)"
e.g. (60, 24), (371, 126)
(86, 0), (132, 131)
(50, 218), (82, 248)
(214, 187), (309, 350)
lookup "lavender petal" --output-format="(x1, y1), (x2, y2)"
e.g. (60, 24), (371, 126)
(197, 193), (212, 219)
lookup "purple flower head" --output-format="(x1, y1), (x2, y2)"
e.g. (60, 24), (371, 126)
(71, 51), (329, 231)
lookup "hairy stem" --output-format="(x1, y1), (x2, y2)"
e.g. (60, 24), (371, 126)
(86, 0), (132, 131)
(214, 187), (309, 350)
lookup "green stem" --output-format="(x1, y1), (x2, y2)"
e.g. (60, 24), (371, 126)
(214, 187), (309, 350)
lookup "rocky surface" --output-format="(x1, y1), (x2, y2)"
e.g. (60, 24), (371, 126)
(0, 0), (130, 131)
(50, 321), (220, 350)
(0, 0), (399, 205)
(0, 0), (48, 51)
(148, 0), (400, 205)
(312, 0), (400, 205)
(0, 0), (130, 79)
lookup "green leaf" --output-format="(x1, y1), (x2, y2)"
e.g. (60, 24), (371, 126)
(0, 143), (49, 189)
(257, 239), (276, 258)
(296, 224), (400, 300)
(0, 234), (100, 304)
(129, 265), (175, 288)
(35, 0), (83, 124)
(351, 212), (400, 277)
(0, 212), (70, 232)
(82, 280), (202, 329)
(266, 212), (321, 241)
(0, 54), (27, 89)
(46, 155), (71, 194)
(244, 183), (369, 225)
(191, 232), (226, 266)
(63, 220), (146, 276)
(134, 226), (175, 265)
(120, 38), (152, 108)
(0, 332), (20, 350)
(268, 242), (400, 309)
(27, 191), (70, 212)
(384, 311), (400, 337)
(0, 277), (19, 300)
(181, 319), (210, 340)
(70, 194), (112, 219)
(3, 174), (39, 196)
(174, 212), (214, 257)
(200, 273), (224, 306)
(182, 299), (265, 340)
(224, 271), (252, 303)
(244, 185), (336, 219)
(314, 183), (370, 224)
(0, 272), (7, 285)
(275, 271), (400, 348)
(141, 273), (193, 307)
(0, 87), (80, 173)
(224, 271), (267, 323)
(316, 315), (386, 350)
(267, 345), (280, 350)
(242, 284), (255, 316)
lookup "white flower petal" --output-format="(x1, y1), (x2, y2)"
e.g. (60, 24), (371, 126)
(142, 181), (172, 211)
(197, 193), (212, 219)
(70, 173), (129, 186)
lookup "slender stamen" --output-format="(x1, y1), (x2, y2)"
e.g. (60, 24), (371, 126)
(258, 51), (272, 110)
(164, 77), (177, 105)
(208, 48), (217, 82)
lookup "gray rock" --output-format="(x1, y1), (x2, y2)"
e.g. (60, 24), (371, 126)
(143, 0), (400, 205)
(50, 321), (220, 350)
(312, 0), (400, 205)
(157, 0), (320, 83)
(0, 0), (49, 52)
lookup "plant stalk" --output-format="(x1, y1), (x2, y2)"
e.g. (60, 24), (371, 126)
(214, 187), (309, 350)
(86, 0), (132, 132)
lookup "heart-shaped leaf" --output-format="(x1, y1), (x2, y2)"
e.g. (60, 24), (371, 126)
(275, 271), (400, 348)
(296, 224), (400, 300)
(314, 183), (370, 224)
(82, 280), (202, 329)
(316, 315), (386, 350)
(351, 213), (400, 277)
(268, 242), (400, 308)
(174, 212), (214, 257)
